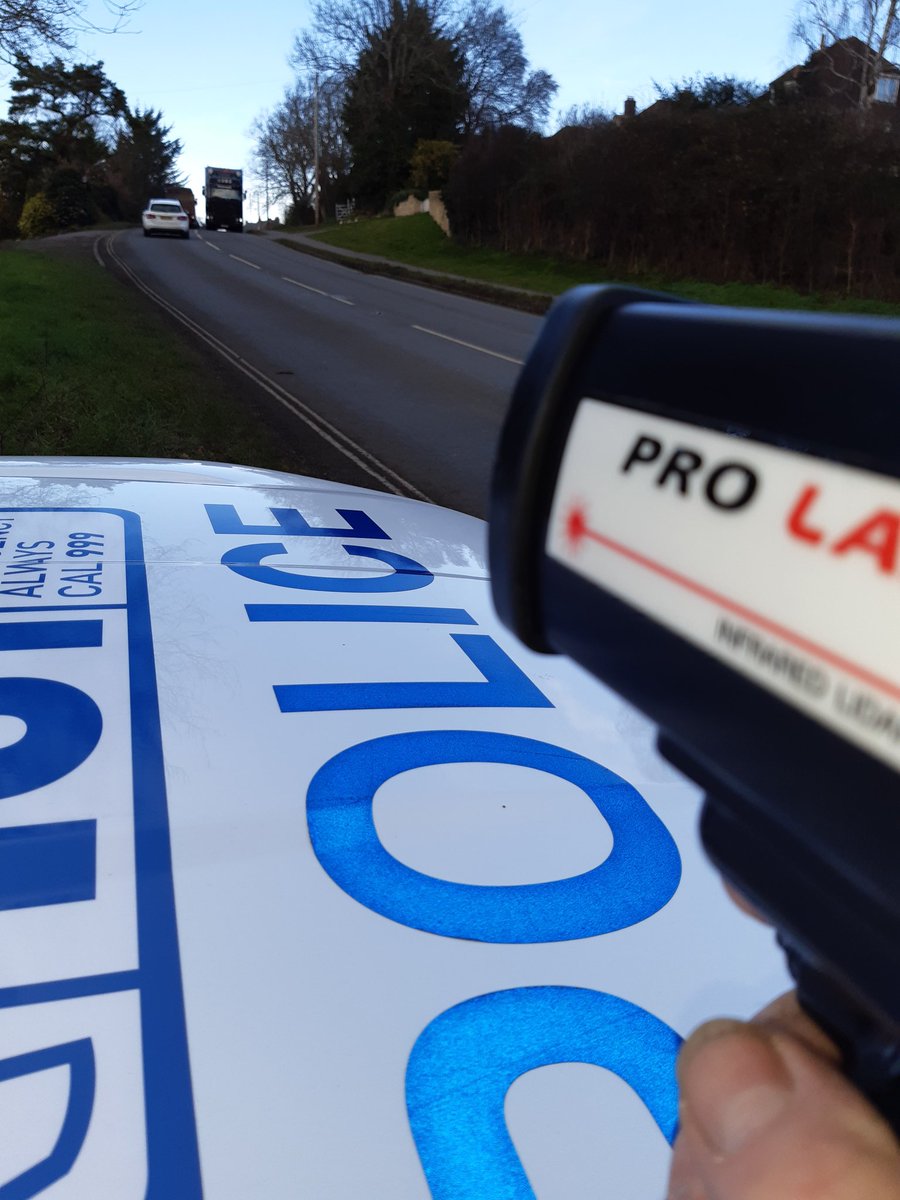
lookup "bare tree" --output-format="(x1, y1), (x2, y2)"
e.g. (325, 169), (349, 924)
(456, 0), (556, 132)
(251, 74), (350, 219)
(291, 0), (456, 82)
(0, 0), (139, 65)
(793, 0), (900, 106)
(252, 84), (316, 215)
(291, 0), (556, 133)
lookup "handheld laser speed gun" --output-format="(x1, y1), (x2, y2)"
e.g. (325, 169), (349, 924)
(489, 285), (900, 1130)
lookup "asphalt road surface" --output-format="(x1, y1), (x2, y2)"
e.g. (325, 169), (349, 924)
(107, 227), (544, 517)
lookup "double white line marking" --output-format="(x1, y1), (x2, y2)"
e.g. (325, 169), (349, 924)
(107, 235), (431, 502)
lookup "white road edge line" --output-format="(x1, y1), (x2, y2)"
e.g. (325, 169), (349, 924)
(282, 277), (356, 306)
(93, 236), (106, 268)
(230, 254), (261, 270)
(107, 234), (431, 503)
(411, 325), (524, 365)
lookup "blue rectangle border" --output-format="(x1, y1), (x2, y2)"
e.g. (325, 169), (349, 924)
(0, 509), (203, 1198)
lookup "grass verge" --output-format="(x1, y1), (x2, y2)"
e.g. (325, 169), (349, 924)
(304, 214), (900, 316)
(0, 247), (311, 469)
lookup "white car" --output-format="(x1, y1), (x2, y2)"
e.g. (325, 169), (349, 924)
(141, 199), (190, 239)
(0, 458), (786, 1199)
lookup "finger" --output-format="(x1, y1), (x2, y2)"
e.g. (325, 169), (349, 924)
(752, 990), (842, 1063)
(667, 1019), (900, 1200)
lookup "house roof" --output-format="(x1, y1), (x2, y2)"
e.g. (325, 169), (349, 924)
(770, 35), (900, 90)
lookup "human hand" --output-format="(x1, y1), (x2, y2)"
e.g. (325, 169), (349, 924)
(667, 991), (900, 1199)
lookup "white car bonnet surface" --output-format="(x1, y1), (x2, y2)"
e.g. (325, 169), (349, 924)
(0, 459), (788, 1200)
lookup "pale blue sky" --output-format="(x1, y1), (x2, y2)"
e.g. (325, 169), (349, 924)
(4, 0), (806, 218)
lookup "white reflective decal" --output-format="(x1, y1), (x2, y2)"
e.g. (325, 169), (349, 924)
(0, 509), (199, 1199)
(547, 399), (900, 770)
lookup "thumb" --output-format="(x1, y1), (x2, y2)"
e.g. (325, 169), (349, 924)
(668, 1018), (900, 1200)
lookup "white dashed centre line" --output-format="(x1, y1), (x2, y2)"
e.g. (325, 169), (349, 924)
(282, 276), (330, 297)
(412, 325), (524, 365)
(282, 277), (355, 305)
(230, 254), (261, 270)
(204, 240), (222, 252)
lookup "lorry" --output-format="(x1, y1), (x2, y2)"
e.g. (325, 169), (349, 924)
(164, 185), (198, 228)
(203, 166), (245, 232)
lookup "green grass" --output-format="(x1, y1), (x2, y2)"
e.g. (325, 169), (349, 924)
(0, 248), (310, 467)
(308, 214), (900, 316)
(309, 214), (573, 293)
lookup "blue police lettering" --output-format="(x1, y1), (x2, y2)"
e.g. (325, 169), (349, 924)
(407, 987), (681, 1198)
(0, 541), (56, 595)
(58, 562), (104, 597)
(0, 584), (43, 597)
(205, 498), (685, 1192)
(0, 508), (200, 1195)
(3, 562), (48, 579)
(6, 560), (50, 573)
(65, 533), (105, 559)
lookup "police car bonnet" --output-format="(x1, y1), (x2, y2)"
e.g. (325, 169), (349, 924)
(0, 458), (785, 1200)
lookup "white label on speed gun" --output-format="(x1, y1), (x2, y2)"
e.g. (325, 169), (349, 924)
(546, 397), (900, 773)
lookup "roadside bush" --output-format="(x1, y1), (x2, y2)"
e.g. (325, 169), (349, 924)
(18, 194), (56, 239)
(0, 193), (20, 239)
(410, 140), (458, 190)
(285, 201), (315, 226)
(88, 182), (122, 224)
(443, 125), (540, 250)
(44, 169), (94, 229)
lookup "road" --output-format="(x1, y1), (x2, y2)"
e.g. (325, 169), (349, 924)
(107, 228), (543, 517)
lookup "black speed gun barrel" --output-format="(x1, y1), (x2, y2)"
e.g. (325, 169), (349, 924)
(488, 285), (900, 1130)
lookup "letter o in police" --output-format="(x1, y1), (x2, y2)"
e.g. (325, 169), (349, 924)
(704, 462), (758, 511)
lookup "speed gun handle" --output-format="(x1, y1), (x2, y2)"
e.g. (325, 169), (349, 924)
(489, 285), (900, 1133)
(783, 936), (900, 1131)
(672, 740), (900, 1134)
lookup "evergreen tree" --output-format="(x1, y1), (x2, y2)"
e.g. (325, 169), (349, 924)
(0, 58), (183, 229)
(342, 0), (466, 207)
(108, 108), (183, 218)
(8, 56), (127, 175)
(0, 57), (126, 225)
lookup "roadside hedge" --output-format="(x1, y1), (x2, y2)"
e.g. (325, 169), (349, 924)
(443, 105), (900, 299)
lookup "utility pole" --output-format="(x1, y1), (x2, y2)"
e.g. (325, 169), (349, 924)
(314, 72), (321, 226)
